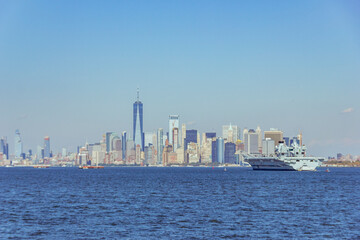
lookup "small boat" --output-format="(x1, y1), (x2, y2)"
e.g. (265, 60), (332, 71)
(224, 168), (227, 172)
(33, 165), (50, 168)
(79, 166), (104, 169)
(325, 168), (330, 173)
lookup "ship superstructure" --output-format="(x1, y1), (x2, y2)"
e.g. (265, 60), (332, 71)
(245, 142), (324, 171)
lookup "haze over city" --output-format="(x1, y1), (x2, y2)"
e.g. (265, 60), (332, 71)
(0, 0), (359, 156)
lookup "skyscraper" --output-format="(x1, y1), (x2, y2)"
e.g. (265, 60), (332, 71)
(184, 129), (197, 150)
(216, 137), (224, 164)
(222, 124), (239, 143)
(224, 142), (236, 164)
(172, 128), (179, 150)
(206, 132), (216, 139)
(211, 139), (217, 163)
(0, 137), (9, 159)
(133, 89), (144, 151)
(168, 115), (179, 147)
(256, 126), (262, 152)
(181, 124), (186, 148)
(243, 129), (260, 154)
(121, 131), (127, 160)
(14, 129), (22, 158)
(157, 128), (164, 165)
(144, 132), (154, 147)
(106, 132), (118, 153)
(264, 128), (283, 147)
(44, 136), (50, 158)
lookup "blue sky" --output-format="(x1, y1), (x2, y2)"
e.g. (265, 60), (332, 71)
(0, 0), (359, 156)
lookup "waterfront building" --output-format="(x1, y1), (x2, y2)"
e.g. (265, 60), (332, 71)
(144, 145), (151, 165)
(144, 132), (154, 147)
(133, 89), (144, 151)
(187, 142), (199, 164)
(0, 137), (9, 159)
(163, 134), (168, 146)
(224, 142), (236, 164)
(181, 124), (186, 148)
(197, 132), (201, 148)
(152, 133), (157, 153)
(184, 129), (197, 150)
(168, 115), (180, 147)
(91, 143), (103, 165)
(216, 137), (224, 164)
(106, 132), (119, 153)
(172, 128), (179, 150)
(44, 136), (50, 158)
(112, 137), (122, 151)
(244, 129), (260, 154)
(256, 126), (262, 153)
(14, 129), (22, 158)
(126, 139), (135, 164)
(36, 145), (43, 160)
(146, 144), (156, 165)
(109, 150), (122, 164)
(135, 144), (141, 165)
(162, 142), (173, 166)
(211, 138), (217, 163)
(157, 128), (164, 165)
(200, 134), (212, 164)
(236, 140), (244, 151)
(243, 128), (249, 153)
(105, 132), (113, 153)
(264, 128), (283, 147)
(167, 152), (178, 165)
(262, 138), (275, 156)
(175, 147), (185, 164)
(121, 131), (127, 160)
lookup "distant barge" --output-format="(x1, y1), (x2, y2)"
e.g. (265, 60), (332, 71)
(33, 165), (50, 168)
(79, 166), (104, 169)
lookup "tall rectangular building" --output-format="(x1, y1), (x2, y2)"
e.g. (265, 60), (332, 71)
(222, 124), (239, 143)
(0, 137), (9, 160)
(44, 136), (50, 158)
(157, 128), (164, 165)
(121, 131), (127, 160)
(262, 138), (275, 156)
(243, 129), (260, 154)
(224, 142), (236, 164)
(168, 115), (179, 147)
(133, 89), (144, 151)
(184, 129), (197, 150)
(14, 129), (22, 158)
(216, 138), (224, 164)
(264, 128), (283, 147)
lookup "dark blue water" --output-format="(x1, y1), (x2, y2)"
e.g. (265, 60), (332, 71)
(0, 167), (359, 239)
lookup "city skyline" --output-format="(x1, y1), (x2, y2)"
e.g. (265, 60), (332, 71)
(0, 1), (359, 156)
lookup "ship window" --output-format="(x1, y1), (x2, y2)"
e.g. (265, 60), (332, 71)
(296, 160), (299, 162)
(310, 160), (313, 162)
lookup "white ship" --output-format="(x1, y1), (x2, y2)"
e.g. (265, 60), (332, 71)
(245, 142), (325, 171)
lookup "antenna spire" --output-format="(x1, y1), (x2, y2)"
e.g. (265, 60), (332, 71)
(137, 88), (139, 101)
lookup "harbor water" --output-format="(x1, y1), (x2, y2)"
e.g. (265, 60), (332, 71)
(0, 167), (359, 239)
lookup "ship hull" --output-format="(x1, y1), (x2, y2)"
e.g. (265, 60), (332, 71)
(246, 157), (322, 171)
